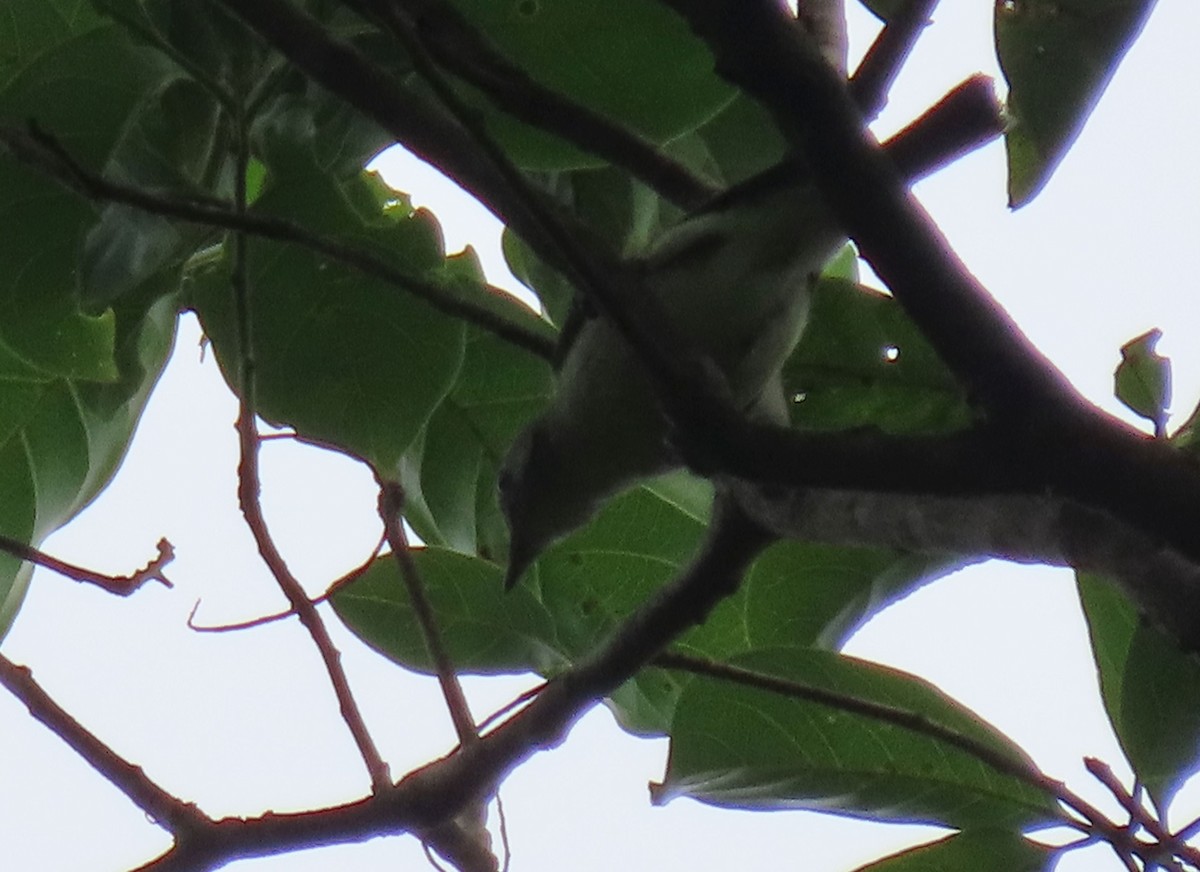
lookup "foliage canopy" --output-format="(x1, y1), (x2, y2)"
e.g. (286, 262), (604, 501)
(1, 1), (1195, 870)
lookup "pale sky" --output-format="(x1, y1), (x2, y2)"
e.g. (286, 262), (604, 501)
(1, 3), (1198, 870)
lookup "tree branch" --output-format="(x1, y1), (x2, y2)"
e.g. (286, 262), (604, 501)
(657, 0), (1200, 625)
(0, 655), (207, 833)
(351, 0), (717, 209)
(225, 112), (391, 792)
(0, 123), (555, 363)
(0, 534), (172, 596)
(849, 0), (940, 118)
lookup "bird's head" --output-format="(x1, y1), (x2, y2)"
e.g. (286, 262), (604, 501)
(497, 421), (601, 589)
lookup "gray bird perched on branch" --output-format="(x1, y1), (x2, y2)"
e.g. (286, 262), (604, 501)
(499, 76), (1001, 589)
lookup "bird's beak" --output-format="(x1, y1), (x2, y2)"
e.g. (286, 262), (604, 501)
(503, 539), (536, 590)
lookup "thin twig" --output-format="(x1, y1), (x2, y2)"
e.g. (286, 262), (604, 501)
(1085, 757), (1200, 869)
(377, 479), (478, 747)
(477, 682), (547, 734)
(849, 0), (940, 119)
(226, 108), (391, 792)
(0, 534), (173, 596)
(0, 124), (555, 362)
(1177, 813), (1200, 844)
(187, 533), (385, 632)
(0, 654), (207, 832)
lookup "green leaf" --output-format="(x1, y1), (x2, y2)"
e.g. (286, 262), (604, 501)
(783, 278), (972, 433)
(81, 76), (225, 306)
(0, 292), (177, 635)
(508, 482), (709, 734)
(857, 1), (908, 23)
(330, 547), (566, 675)
(530, 485), (707, 645)
(852, 829), (1054, 872)
(447, 0), (735, 169)
(742, 544), (967, 651)
(340, 480), (708, 731)
(0, 23), (171, 380)
(995, 0), (1158, 207)
(1114, 327), (1170, 435)
(190, 165), (473, 471)
(1078, 572), (1200, 807)
(502, 228), (574, 327)
(399, 326), (553, 557)
(686, 92), (789, 186)
(657, 647), (1056, 828)
(0, 0), (105, 90)
(0, 19), (179, 632)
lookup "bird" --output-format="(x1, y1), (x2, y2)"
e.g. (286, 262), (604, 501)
(498, 78), (1002, 589)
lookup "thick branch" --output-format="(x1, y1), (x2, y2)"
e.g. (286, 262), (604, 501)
(730, 480), (1200, 650)
(658, 0), (1200, 574)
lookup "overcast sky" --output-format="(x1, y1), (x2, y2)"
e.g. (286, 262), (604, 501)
(2, 3), (1198, 870)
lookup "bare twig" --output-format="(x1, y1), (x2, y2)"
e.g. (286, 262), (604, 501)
(849, 0), (940, 119)
(186, 534), (385, 632)
(376, 478), (496, 871)
(376, 479), (478, 747)
(477, 683), (546, 734)
(1085, 757), (1200, 869)
(0, 534), (173, 596)
(0, 654), (208, 832)
(226, 109), (391, 792)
